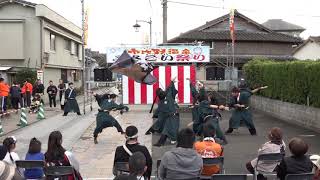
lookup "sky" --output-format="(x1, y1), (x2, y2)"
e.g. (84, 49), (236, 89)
(30, 0), (320, 52)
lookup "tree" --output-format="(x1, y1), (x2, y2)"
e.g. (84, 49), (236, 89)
(15, 68), (37, 85)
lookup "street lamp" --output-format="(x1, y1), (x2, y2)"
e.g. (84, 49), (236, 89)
(133, 17), (152, 46)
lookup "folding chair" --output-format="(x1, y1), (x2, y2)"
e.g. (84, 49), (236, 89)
(254, 153), (284, 180)
(211, 174), (250, 180)
(44, 166), (75, 179)
(200, 157), (225, 180)
(113, 162), (130, 176)
(15, 160), (45, 178)
(285, 173), (314, 180)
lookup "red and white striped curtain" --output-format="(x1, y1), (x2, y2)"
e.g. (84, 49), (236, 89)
(122, 65), (196, 104)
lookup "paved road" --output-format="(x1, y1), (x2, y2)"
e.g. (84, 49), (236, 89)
(152, 109), (320, 174)
(1, 102), (98, 158)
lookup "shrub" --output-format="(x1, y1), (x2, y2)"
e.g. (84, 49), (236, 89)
(244, 59), (320, 108)
(15, 68), (37, 85)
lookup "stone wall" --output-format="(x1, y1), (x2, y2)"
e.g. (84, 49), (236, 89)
(250, 95), (320, 133)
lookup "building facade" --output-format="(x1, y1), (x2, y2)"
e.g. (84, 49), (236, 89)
(293, 36), (320, 60)
(167, 10), (303, 90)
(0, 0), (83, 88)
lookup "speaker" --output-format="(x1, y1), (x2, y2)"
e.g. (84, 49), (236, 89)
(94, 68), (113, 82)
(104, 68), (113, 82)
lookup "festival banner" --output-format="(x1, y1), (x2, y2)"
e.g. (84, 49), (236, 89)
(106, 46), (210, 63)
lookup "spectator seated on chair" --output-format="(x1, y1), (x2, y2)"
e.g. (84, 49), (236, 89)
(29, 94), (42, 113)
(194, 123), (223, 176)
(114, 152), (148, 180)
(114, 126), (152, 179)
(246, 127), (285, 180)
(158, 128), (203, 180)
(45, 131), (82, 180)
(276, 137), (313, 180)
(3, 136), (20, 166)
(24, 137), (45, 179)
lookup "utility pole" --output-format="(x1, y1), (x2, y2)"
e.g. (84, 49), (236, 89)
(81, 0), (86, 115)
(162, 0), (167, 43)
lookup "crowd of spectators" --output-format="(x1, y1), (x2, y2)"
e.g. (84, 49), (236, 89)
(0, 126), (319, 180)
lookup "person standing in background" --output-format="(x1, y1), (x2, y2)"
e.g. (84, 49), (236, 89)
(10, 82), (21, 110)
(33, 79), (44, 97)
(58, 79), (66, 110)
(47, 80), (58, 108)
(0, 78), (10, 114)
(22, 79), (33, 107)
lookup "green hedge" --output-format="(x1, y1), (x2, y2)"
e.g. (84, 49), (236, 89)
(244, 59), (320, 108)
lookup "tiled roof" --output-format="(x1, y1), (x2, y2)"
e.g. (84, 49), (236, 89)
(169, 30), (302, 43)
(168, 10), (302, 44)
(262, 19), (305, 31)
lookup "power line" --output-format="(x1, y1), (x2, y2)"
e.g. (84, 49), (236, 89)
(168, 0), (320, 18)
(167, 1), (221, 9)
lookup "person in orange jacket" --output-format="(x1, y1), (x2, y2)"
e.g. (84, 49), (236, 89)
(0, 78), (10, 113)
(21, 78), (33, 107)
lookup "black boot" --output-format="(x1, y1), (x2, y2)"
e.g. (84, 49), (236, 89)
(249, 128), (257, 135)
(225, 128), (233, 134)
(154, 135), (167, 147)
(94, 137), (98, 144)
(145, 127), (155, 135)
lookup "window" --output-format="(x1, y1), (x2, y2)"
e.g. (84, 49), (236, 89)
(205, 42), (214, 49)
(206, 67), (225, 80)
(75, 44), (79, 57)
(50, 33), (56, 51)
(73, 70), (81, 81)
(65, 39), (71, 51)
(209, 42), (214, 49)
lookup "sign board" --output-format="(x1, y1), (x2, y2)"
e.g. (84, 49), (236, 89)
(106, 46), (210, 63)
(37, 70), (44, 83)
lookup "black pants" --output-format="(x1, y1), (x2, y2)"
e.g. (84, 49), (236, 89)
(24, 92), (32, 107)
(11, 97), (20, 110)
(93, 120), (124, 138)
(49, 95), (56, 107)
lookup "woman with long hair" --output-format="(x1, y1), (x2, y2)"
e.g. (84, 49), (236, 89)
(2, 136), (20, 166)
(45, 131), (82, 180)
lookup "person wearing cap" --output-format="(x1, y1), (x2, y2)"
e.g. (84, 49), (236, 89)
(63, 82), (81, 116)
(224, 84), (268, 135)
(92, 87), (129, 144)
(246, 127), (286, 180)
(276, 137), (313, 180)
(113, 126), (152, 179)
(153, 78), (180, 147)
(2, 136), (20, 166)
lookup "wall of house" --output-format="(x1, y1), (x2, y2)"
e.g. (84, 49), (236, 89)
(43, 24), (82, 68)
(251, 95), (320, 133)
(211, 41), (294, 56)
(0, 3), (41, 68)
(293, 42), (320, 60)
